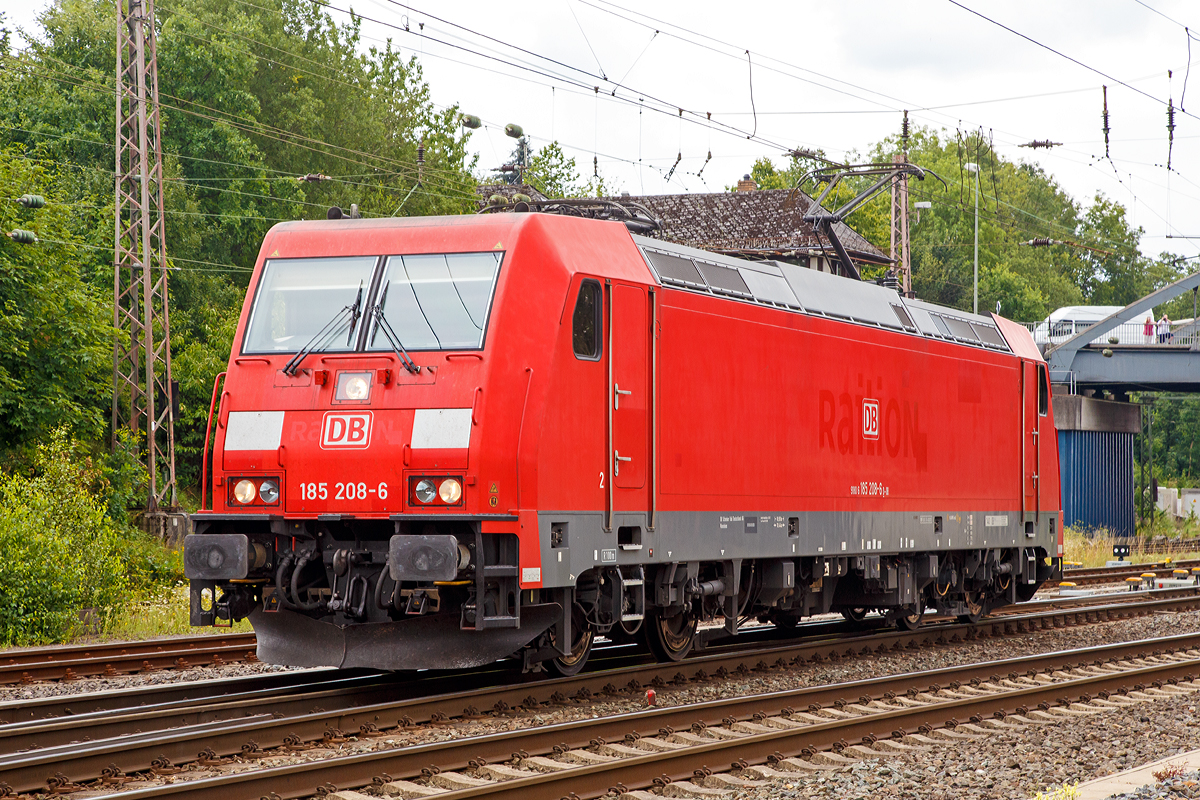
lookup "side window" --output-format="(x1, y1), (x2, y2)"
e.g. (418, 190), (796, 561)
(572, 280), (602, 360)
(1038, 364), (1049, 416)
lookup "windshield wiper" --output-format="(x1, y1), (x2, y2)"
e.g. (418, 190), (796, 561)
(281, 283), (363, 376)
(369, 282), (420, 374)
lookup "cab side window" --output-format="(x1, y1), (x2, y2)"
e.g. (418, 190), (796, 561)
(572, 280), (602, 360)
(1038, 364), (1050, 416)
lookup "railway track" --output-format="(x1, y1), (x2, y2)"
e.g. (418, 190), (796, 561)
(0, 571), (1182, 687)
(1060, 558), (1200, 587)
(0, 632), (258, 685)
(3, 587), (1199, 797)
(1, 585), (1190, 725)
(22, 627), (1200, 800)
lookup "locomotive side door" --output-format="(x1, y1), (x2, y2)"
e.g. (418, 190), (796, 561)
(608, 282), (652, 516)
(1021, 359), (1041, 525)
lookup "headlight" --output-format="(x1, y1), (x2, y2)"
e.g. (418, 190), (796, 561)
(233, 479), (257, 504)
(414, 479), (437, 503)
(259, 480), (279, 504)
(438, 478), (462, 504)
(335, 370), (373, 402)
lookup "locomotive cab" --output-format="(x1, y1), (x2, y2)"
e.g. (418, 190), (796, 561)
(188, 216), (574, 670)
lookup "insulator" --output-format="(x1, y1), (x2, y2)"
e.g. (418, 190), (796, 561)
(459, 114), (481, 129)
(1102, 85), (1112, 158)
(417, 141), (425, 165)
(901, 110), (910, 143)
(593, 155), (598, 178)
(1168, 101), (1176, 134)
(18, 194), (45, 209)
(10, 229), (37, 244)
(504, 123), (523, 139)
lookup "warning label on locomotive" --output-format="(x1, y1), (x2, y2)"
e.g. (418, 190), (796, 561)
(849, 481), (889, 497)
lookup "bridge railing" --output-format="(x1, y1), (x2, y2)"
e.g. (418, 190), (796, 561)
(1020, 319), (1199, 349)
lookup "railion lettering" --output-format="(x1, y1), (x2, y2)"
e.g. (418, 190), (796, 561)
(818, 387), (927, 471)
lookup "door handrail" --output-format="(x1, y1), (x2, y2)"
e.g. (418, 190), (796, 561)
(200, 371), (227, 512)
(605, 279), (613, 532)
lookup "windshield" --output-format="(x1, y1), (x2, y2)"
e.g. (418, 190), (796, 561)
(369, 252), (502, 351)
(243, 257), (378, 354)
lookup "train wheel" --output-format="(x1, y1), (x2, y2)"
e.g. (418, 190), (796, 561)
(840, 607), (869, 624)
(895, 600), (925, 631)
(645, 607), (697, 662)
(547, 606), (594, 677)
(956, 592), (985, 624)
(770, 612), (800, 630)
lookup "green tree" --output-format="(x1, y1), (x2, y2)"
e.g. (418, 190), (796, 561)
(1, 0), (481, 498)
(0, 148), (110, 452)
(504, 140), (606, 199)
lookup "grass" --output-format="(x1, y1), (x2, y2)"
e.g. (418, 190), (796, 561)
(1062, 526), (1200, 568)
(91, 583), (252, 642)
(1033, 782), (1080, 800)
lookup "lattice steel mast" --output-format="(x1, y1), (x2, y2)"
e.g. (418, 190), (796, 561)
(114, 0), (178, 526)
(890, 110), (913, 297)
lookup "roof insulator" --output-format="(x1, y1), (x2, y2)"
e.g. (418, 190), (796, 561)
(18, 194), (46, 209)
(512, 193), (532, 204)
(487, 194), (508, 207)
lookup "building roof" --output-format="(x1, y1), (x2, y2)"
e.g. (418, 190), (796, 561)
(474, 184), (888, 267)
(614, 188), (888, 265)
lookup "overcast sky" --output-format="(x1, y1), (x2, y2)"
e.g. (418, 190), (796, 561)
(8, 0), (1200, 261)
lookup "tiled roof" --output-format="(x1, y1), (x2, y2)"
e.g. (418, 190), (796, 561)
(615, 189), (887, 263)
(473, 185), (888, 265)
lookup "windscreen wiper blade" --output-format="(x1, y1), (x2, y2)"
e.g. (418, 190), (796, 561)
(370, 282), (420, 374)
(281, 284), (363, 376)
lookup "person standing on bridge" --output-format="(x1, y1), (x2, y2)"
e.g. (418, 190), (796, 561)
(1144, 315), (1155, 344)
(1157, 315), (1173, 344)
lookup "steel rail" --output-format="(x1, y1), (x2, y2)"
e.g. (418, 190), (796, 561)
(0, 565), (1180, 690)
(3, 593), (1198, 795)
(82, 634), (1200, 800)
(1061, 559), (1200, 585)
(0, 633), (258, 684)
(0, 668), (349, 726)
(2, 584), (1191, 731)
(1063, 557), (1200, 576)
(0, 588), (1182, 752)
(7, 582), (1190, 726)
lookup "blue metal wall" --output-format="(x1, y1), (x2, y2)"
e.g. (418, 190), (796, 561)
(1057, 429), (1135, 537)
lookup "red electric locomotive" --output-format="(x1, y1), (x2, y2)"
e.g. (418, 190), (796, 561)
(186, 209), (1062, 674)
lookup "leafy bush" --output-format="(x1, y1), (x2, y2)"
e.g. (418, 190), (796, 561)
(1034, 781), (1079, 800)
(0, 430), (128, 645)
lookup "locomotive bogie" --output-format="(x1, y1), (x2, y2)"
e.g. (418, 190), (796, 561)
(187, 212), (1063, 672)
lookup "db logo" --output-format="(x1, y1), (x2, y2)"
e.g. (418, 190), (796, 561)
(862, 398), (880, 440)
(321, 411), (373, 449)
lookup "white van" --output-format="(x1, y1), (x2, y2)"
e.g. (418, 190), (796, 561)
(1031, 306), (1139, 346)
